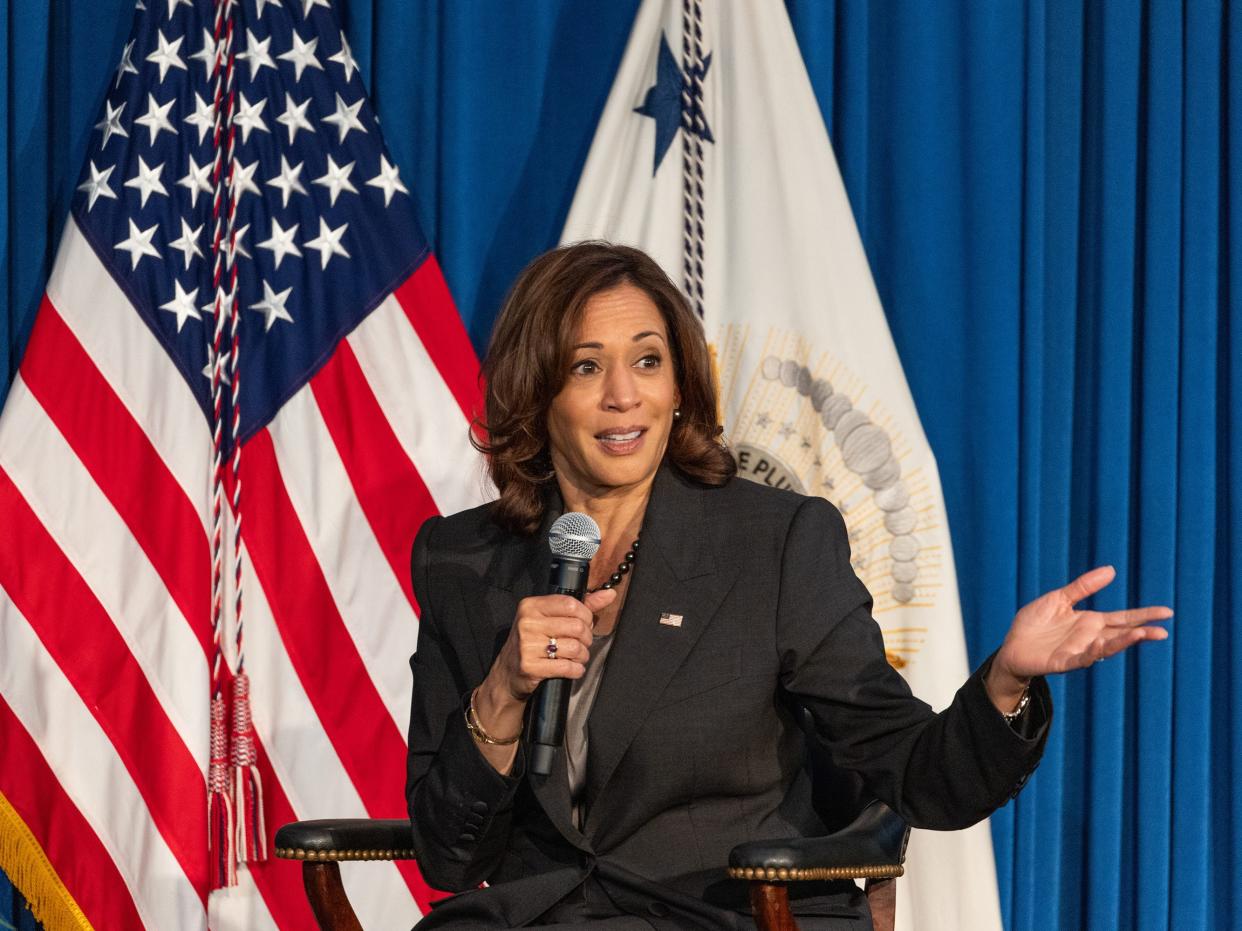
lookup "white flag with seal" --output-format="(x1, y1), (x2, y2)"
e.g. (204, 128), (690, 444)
(562, 1), (1003, 928)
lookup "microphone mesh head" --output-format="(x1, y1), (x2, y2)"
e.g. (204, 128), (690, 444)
(548, 512), (602, 560)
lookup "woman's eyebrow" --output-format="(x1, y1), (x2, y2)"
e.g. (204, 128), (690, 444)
(632, 330), (666, 344)
(571, 331), (667, 350)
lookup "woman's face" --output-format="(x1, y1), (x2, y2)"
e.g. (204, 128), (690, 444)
(547, 283), (680, 500)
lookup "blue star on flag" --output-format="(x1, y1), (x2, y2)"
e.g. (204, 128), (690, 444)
(633, 31), (714, 175)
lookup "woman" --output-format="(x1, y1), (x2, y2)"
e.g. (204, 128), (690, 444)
(405, 243), (1170, 930)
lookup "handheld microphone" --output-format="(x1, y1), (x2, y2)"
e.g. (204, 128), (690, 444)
(529, 512), (601, 777)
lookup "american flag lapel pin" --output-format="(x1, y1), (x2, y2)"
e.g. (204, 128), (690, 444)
(658, 612), (684, 628)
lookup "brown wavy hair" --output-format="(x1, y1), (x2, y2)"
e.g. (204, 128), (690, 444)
(474, 241), (736, 534)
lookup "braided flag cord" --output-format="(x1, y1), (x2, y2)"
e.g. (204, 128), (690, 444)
(206, 0), (241, 891)
(0, 0), (487, 925)
(680, 0), (707, 318)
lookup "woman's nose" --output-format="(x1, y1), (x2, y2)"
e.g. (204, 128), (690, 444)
(602, 366), (639, 411)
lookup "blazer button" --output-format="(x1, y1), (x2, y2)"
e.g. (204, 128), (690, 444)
(470, 801), (489, 814)
(459, 832), (476, 843)
(647, 902), (670, 918)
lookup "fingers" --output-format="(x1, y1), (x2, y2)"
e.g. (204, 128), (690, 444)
(516, 595), (593, 640)
(529, 655), (590, 680)
(521, 594), (596, 626)
(583, 587), (619, 614)
(1101, 605), (1174, 628)
(1076, 625), (1169, 670)
(509, 594), (599, 688)
(1101, 625), (1168, 657)
(1062, 565), (1116, 604)
(516, 633), (592, 682)
(527, 631), (592, 664)
(518, 614), (594, 652)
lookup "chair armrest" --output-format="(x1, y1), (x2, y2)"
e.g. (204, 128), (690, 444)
(274, 818), (417, 862)
(727, 800), (910, 882)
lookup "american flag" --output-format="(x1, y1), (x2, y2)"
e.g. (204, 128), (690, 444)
(0, 0), (485, 927)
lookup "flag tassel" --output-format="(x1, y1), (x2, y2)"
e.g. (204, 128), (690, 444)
(231, 672), (267, 862)
(208, 693), (238, 888)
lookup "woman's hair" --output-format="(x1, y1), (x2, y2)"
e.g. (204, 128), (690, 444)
(474, 241), (736, 534)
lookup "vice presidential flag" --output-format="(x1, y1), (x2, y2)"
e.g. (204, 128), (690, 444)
(0, 0), (484, 928)
(562, 2), (1004, 928)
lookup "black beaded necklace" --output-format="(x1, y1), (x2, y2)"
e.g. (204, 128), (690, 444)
(586, 534), (641, 594)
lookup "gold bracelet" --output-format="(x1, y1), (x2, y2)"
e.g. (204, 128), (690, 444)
(465, 689), (522, 746)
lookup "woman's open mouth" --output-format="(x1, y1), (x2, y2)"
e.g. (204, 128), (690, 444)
(595, 427), (646, 455)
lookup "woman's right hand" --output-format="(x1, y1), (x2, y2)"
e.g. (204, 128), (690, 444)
(470, 589), (617, 774)
(484, 589), (618, 704)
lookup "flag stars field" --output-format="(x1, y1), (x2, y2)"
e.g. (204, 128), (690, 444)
(115, 219), (161, 269)
(276, 93), (315, 143)
(279, 32), (323, 82)
(233, 93), (271, 144)
(323, 93), (366, 143)
(146, 30), (186, 82)
(224, 224), (253, 264)
(305, 217), (349, 269)
(125, 156), (167, 207)
(250, 282), (295, 331)
(229, 159), (262, 201)
(313, 155), (357, 205)
(268, 157), (308, 207)
(177, 155), (213, 207)
(115, 39), (138, 86)
(135, 93), (178, 144)
(168, 219), (203, 269)
(258, 219), (302, 269)
(200, 286), (235, 325)
(184, 93), (215, 143)
(78, 161), (117, 211)
(66, 0), (435, 431)
(238, 29), (278, 79)
(189, 29), (219, 79)
(366, 155), (408, 206)
(159, 280), (200, 332)
(95, 100), (128, 147)
(329, 32), (358, 82)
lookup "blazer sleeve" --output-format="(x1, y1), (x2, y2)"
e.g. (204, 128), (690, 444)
(776, 496), (1051, 830)
(406, 514), (525, 891)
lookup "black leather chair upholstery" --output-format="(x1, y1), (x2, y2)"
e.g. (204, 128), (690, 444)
(276, 704), (910, 931)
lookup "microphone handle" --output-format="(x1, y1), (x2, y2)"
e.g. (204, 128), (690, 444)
(529, 556), (590, 777)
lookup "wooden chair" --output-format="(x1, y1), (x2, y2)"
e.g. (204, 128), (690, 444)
(277, 704), (910, 931)
(275, 799), (907, 931)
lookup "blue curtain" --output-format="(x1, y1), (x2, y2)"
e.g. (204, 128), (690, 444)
(2, 1), (1237, 928)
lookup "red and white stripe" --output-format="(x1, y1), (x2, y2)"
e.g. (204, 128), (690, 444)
(0, 217), (487, 928)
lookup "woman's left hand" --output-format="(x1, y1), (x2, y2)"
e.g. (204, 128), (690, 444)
(987, 566), (1172, 708)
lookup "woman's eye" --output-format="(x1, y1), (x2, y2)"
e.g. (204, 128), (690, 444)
(636, 354), (662, 369)
(572, 359), (599, 375)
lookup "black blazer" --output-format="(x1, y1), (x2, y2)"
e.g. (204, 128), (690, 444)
(405, 465), (1049, 930)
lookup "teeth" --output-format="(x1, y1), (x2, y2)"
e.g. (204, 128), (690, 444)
(600, 431), (641, 442)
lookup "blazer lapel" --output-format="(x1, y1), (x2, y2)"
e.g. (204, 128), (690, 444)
(453, 517), (548, 676)
(581, 468), (732, 837)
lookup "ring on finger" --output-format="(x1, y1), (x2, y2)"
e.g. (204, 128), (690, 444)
(545, 637), (558, 660)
